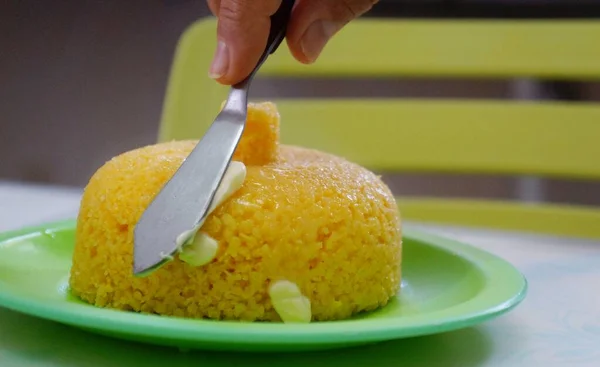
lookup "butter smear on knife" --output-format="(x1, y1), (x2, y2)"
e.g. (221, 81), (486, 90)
(175, 160), (246, 266)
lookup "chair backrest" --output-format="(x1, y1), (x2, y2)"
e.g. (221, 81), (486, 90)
(158, 18), (600, 180)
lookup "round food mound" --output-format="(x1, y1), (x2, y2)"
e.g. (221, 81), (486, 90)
(69, 103), (402, 322)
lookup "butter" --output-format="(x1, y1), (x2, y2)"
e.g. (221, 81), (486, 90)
(269, 280), (312, 323)
(176, 161), (246, 266)
(178, 232), (219, 266)
(207, 161), (247, 214)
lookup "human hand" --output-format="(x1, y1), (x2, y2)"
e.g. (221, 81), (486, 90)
(207, 0), (377, 85)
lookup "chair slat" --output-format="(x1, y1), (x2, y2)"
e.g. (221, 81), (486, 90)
(264, 19), (600, 79)
(163, 98), (600, 180)
(270, 99), (600, 180)
(399, 197), (600, 239)
(171, 18), (600, 80)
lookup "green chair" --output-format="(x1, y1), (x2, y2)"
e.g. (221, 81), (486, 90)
(157, 17), (600, 239)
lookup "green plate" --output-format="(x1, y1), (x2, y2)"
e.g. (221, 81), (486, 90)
(0, 220), (526, 352)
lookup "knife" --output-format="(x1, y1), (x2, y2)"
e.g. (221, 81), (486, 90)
(133, 0), (296, 276)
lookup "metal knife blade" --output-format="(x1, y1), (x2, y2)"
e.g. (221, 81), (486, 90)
(132, 0), (295, 276)
(133, 103), (246, 276)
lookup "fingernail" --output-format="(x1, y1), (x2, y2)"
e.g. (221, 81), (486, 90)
(300, 21), (339, 63)
(209, 40), (229, 79)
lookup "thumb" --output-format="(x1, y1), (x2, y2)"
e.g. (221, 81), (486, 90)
(286, 0), (378, 64)
(209, 0), (282, 85)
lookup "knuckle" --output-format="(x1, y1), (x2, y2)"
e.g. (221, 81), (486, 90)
(218, 0), (247, 24)
(218, 0), (280, 24)
(339, 0), (378, 18)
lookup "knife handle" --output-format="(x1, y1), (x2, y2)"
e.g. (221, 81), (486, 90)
(233, 0), (295, 89)
(266, 0), (296, 55)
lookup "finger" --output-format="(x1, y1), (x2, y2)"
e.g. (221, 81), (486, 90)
(286, 0), (378, 64)
(207, 0), (220, 16)
(209, 0), (282, 85)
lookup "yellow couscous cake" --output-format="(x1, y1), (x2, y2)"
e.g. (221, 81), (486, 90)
(69, 101), (402, 322)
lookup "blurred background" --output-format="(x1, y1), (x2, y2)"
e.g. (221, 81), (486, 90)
(1, 0), (600, 205)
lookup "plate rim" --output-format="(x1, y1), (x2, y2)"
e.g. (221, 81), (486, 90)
(0, 219), (528, 346)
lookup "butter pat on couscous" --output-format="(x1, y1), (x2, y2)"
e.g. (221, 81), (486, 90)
(269, 280), (312, 323)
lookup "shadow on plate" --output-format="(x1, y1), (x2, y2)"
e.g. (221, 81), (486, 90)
(0, 308), (493, 367)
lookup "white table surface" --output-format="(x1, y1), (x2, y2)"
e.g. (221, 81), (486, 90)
(0, 180), (599, 367)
